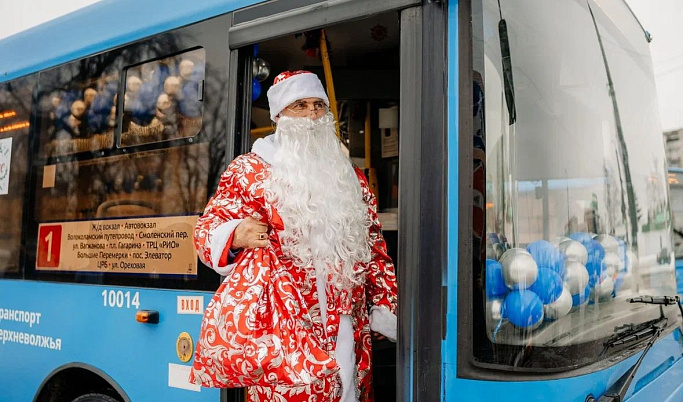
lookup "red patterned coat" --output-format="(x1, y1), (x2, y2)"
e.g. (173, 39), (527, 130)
(191, 152), (398, 402)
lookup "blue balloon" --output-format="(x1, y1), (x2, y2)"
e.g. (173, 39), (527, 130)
(486, 259), (508, 298)
(502, 290), (544, 328)
(528, 268), (563, 304)
(569, 232), (594, 245)
(252, 78), (261, 101)
(527, 240), (566, 277)
(617, 238), (627, 260)
(587, 240), (605, 260)
(616, 239), (629, 273)
(585, 255), (603, 287)
(571, 285), (590, 307)
(570, 233), (605, 261)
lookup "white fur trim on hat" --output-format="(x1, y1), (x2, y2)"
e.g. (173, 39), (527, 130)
(266, 72), (329, 121)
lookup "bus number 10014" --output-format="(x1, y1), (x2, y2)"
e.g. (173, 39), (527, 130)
(101, 289), (140, 309)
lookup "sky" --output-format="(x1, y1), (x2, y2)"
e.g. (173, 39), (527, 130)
(0, 0), (681, 131)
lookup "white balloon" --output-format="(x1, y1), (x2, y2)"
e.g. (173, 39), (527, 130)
(500, 248), (538, 290)
(559, 239), (588, 265)
(563, 261), (589, 295)
(499, 247), (530, 264)
(595, 234), (619, 254)
(551, 236), (570, 247)
(544, 287), (572, 320)
(597, 276), (614, 301)
(486, 298), (504, 329)
(602, 253), (621, 277)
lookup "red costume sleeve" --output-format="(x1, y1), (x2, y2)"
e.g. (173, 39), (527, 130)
(194, 155), (260, 268)
(354, 168), (399, 314)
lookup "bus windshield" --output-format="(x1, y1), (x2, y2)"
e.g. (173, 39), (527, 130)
(473, 0), (678, 371)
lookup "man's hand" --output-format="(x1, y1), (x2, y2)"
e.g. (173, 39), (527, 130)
(232, 217), (270, 249)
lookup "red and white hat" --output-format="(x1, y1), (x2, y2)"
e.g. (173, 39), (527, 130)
(266, 70), (329, 121)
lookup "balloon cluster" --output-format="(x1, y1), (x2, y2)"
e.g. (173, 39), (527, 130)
(486, 232), (629, 330)
(251, 44), (271, 101)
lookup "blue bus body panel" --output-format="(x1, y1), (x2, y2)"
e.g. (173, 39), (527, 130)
(444, 0), (683, 400)
(676, 259), (683, 295)
(441, 334), (683, 401)
(0, 0), (256, 83)
(0, 280), (220, 401)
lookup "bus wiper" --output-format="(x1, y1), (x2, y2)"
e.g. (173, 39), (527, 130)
(593, 317), (668, 402)
(497, 0), (516, 125)
(629, 295), (683, 327)
(602, 317), (667, 349)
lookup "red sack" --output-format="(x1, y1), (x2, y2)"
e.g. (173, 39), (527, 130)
(190, 246), (338, 388)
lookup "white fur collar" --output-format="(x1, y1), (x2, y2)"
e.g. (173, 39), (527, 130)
(250, 134), (277, 164)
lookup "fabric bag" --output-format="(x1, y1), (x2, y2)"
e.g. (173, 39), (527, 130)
(190, 245), (338, 388)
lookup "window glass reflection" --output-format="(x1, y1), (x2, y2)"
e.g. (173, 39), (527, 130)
(35, 143), (209, 222)
(474, 0), (677, 370)
(121, 48), (205, 146)
(0, 77), (33, 275)
(38, 67), (118, 158)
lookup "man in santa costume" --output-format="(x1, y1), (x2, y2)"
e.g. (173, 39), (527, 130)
(191, 70), (398, 402)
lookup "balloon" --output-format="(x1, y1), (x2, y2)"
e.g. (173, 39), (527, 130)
(253, 58), (271, 82)
(526, 240), (566, 276)
(551, 236), (571, 247)
(252, 78), (261, 101)
(602, 252), (622, 278)
(529, 268), (563, 304)
(585, 255), (603, 287)
(569, 232), (594, 245)
(543, 287), (572, 321)
(559, 239), (588, 265)
(594, 234), (619, 254)
(500, 248), (538, 290)
(564, 261), (589, 295)
(587, 240), (605, 260)
(589, 276), (615, 302)
(486, 259), (508, 298)
(598, 276), (615, 301)
(502, 290), (544, 328)
(572, 285), (590, 307)
(486, 298), (504, 329)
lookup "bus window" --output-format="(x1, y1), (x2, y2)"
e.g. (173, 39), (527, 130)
(471, 0), (678, 372)
(121, 48), (205, 146)
(28, 37), (224, 290)
(37, 63), (118, 158)
(0, 76), (34, 276)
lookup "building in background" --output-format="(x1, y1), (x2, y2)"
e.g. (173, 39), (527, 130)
(664, 128), (683, 167)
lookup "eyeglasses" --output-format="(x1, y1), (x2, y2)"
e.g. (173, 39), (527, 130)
(285, 100), (328, 114)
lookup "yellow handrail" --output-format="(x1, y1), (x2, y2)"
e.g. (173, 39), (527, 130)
(319, 29), (340, 139)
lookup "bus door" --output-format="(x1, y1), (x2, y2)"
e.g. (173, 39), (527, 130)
(226, 0), (431, 399)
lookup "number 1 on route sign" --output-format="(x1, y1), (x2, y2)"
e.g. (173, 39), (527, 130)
(37, 225), (62, 268)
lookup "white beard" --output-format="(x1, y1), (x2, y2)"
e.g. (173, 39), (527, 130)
(264, 113), (371, 289)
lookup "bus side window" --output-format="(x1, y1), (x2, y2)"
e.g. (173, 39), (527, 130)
(121, 48), (205, 147)
(0, 77), (35, 276)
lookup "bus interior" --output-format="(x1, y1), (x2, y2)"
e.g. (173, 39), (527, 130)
(245, 11), (401, 400)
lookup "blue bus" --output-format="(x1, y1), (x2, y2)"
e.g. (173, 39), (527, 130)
(0, 0), (681, 401)
(668, 167), (683, 295)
